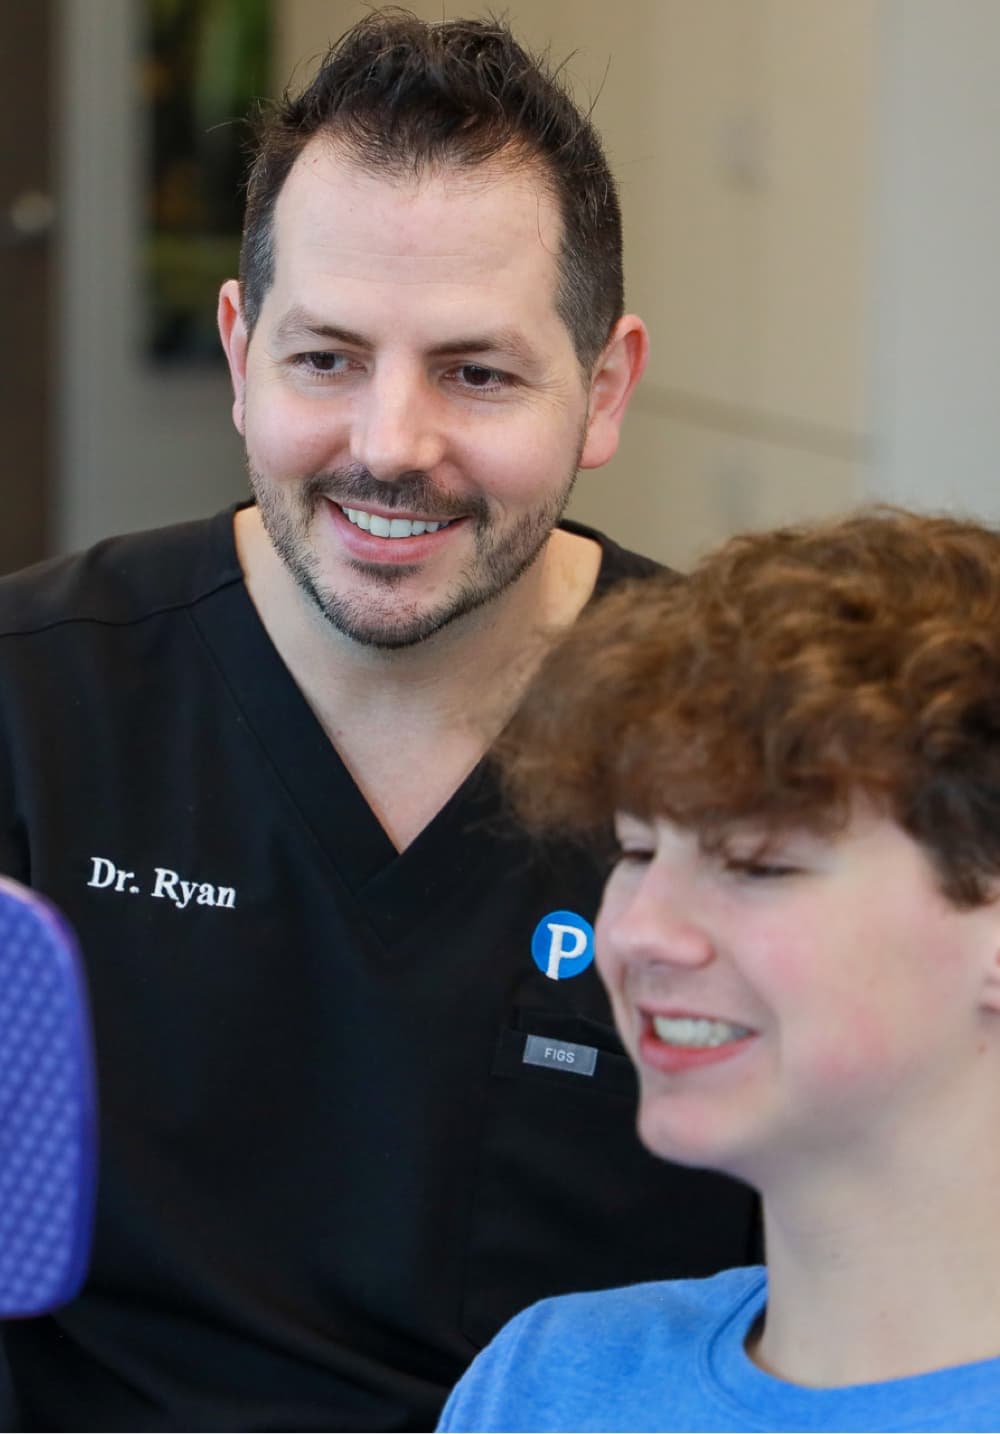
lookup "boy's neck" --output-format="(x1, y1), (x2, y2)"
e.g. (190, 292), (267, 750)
(751, 1132), (1000, 1387)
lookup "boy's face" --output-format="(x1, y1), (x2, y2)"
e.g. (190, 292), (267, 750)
(595, 805), (1000, 1187)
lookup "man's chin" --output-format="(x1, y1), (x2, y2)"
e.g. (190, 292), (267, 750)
(307, 588), (462, 650)
(325, 617), (448, 651)
(308, 575), (512, 650)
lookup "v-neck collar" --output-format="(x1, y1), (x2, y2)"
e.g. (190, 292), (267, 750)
(190, 506), (635, 932)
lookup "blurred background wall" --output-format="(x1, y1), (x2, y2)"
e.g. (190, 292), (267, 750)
(3, 0), (1000, 571)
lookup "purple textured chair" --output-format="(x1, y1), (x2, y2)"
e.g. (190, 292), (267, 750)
(0, 877), (97, 1317)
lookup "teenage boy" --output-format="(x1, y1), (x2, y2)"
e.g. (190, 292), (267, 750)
(441, 508), (1000, 1432)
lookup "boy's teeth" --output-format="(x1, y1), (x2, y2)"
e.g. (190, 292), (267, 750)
(343, 507), (449, 539)
(652, 1016), (752, 1048)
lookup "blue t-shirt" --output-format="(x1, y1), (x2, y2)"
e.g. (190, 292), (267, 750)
(438, 1267), (1000, 1431)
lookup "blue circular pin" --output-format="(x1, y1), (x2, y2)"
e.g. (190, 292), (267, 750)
(530, 910), (595, 981)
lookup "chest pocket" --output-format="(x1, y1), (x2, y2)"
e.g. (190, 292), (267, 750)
(458, 1005), (760, 1348)
(490, 1008), (636, 1093)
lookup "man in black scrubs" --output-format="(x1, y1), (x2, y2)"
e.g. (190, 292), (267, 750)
(0, 11), (758, 1429)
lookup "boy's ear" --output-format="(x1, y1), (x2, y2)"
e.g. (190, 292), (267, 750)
(982, 966), (1000, 1016)
(218, 279), (248, 436)
(578, 314), (649, 472)
(978, 918), (1000, 1015)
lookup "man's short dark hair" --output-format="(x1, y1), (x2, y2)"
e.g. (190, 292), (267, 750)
(239, 7), (625, 370)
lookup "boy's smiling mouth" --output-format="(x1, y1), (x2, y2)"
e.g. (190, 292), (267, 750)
(651, 1015), (754, 1049)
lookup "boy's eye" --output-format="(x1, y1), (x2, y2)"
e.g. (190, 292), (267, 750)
(724, 858), (800, 880)
(612, 846), (653, 867)
(611, 814), (657, 868)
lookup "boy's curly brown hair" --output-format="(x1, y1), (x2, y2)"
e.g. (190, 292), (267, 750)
(499, 508), (1000, 907)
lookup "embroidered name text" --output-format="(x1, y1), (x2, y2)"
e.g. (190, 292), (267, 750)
(87, 856), (236, 910)
(151, 867), (236, 910)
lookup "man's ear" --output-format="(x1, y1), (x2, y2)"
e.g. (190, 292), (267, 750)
(218, 279), (248, 436)
(578, 314), (649, 471)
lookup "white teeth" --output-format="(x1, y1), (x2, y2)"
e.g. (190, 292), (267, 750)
(343, 507), (450, 540)
(652, 1016), (752, 1048)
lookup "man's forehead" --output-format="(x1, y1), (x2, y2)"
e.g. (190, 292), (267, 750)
(272, 138), (564, 262)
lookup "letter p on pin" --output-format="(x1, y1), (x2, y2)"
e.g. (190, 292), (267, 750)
(544, 923), (588, 978)
(0, 877), (98, 1317)
(530, 910), (596, 981)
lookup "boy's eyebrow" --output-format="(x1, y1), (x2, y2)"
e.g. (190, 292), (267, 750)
(270, 305), (542, 368)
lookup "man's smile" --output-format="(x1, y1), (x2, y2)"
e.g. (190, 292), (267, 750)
(340, 505), (454, 539)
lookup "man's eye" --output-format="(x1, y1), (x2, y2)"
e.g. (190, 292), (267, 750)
(452, 363), (507, 391)
(296, 352), (351, 375)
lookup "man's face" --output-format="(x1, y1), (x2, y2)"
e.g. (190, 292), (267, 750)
(596, 806), (999, 1189)
(221, 142), (603, 648)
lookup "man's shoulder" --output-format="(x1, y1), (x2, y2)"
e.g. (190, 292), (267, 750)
(0, 507), (243, 638)
(558, 518), (673, 594)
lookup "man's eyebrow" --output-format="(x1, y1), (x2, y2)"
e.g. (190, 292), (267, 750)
(424, 330), (541, 368)
(271, 308), (369, 348)
(270, 307), (541, 368)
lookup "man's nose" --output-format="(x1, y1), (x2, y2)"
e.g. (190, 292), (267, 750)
(349, 368), (445, 484)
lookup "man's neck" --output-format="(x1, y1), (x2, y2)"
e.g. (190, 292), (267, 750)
(234, 506), (602, 849)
